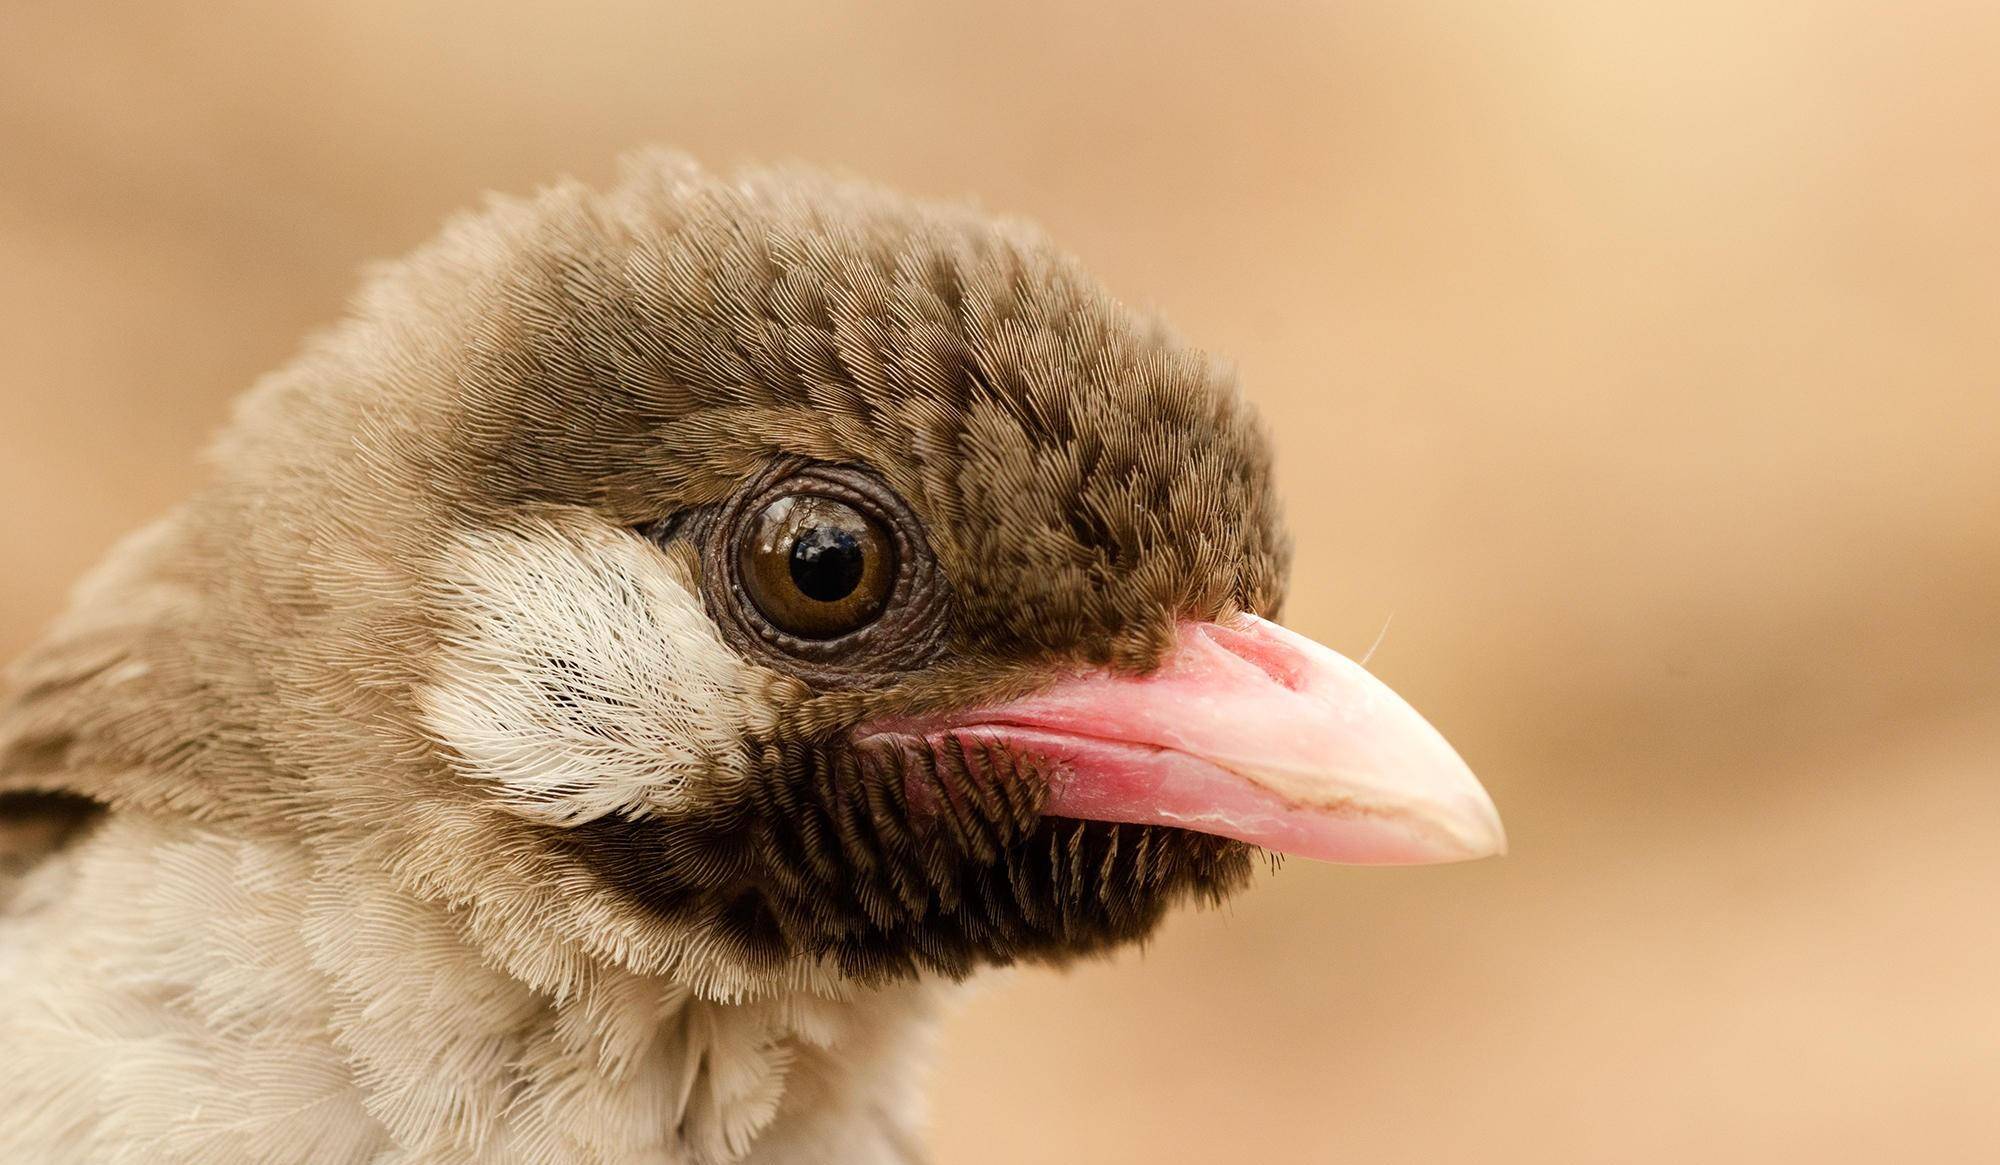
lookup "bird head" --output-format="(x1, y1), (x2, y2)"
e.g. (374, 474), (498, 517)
(1, 154), (1502, 998)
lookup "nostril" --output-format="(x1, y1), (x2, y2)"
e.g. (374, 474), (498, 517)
(1191, 618), (1311, 691)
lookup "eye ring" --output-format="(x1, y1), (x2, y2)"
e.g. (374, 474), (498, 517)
(695, 461), (950, 687)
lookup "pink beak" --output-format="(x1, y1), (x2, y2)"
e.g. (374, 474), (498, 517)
(859, 615), (1505, 865)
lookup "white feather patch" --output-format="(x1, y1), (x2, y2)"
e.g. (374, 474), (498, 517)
(418, 516), (768, 826)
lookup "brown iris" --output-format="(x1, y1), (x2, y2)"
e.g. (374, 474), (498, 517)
(739, 495), (896, 639)
(683, 461), (950, 686)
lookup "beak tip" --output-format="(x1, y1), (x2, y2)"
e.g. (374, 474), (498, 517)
(1449, 783), (1508, 861)
(1466, 824), (1509, 861)
(1382, 778), (1505, 865)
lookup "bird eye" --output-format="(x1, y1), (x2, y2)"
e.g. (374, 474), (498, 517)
(739, 495), (895, 639)
(680, 461), (951, 687)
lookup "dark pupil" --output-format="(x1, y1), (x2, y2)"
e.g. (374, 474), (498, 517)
(788, 525), (865, 602)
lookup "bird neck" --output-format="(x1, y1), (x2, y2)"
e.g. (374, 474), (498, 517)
(19, 813), (943, 1164)
(298, 827), (948, 1164)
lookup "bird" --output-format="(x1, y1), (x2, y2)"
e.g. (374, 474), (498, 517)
(0, 151), (1504, 1164)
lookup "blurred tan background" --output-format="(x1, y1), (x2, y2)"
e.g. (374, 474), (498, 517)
(3, 1), (1997, 1161)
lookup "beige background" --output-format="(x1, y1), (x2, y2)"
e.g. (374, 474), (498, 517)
(3, 2), (1997, 1161)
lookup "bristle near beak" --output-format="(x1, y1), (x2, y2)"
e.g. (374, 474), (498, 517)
(858, 615), (1504, 865)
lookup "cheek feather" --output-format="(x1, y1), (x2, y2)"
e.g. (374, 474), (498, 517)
(416, 517), (775, 827)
